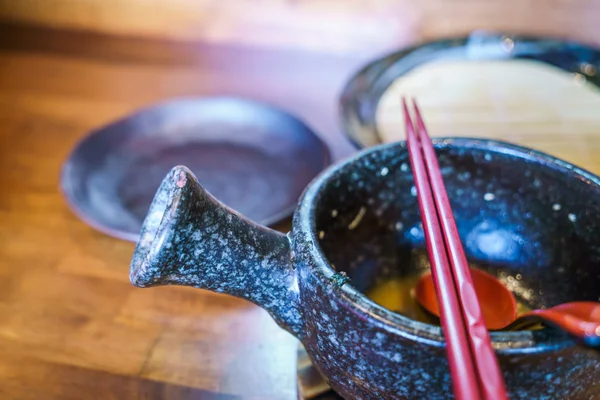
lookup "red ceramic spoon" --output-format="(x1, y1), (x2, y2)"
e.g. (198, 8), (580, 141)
(414, 268), (600, 346)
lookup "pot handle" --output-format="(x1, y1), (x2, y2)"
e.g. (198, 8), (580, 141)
(129, 166), (304, 338)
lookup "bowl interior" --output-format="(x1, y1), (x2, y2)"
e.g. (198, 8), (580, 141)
(313, 139), (600, 330)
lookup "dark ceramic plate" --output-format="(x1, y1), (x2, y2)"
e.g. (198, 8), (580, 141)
(339, 31), (600, 149)
(61, 97), (331, 241)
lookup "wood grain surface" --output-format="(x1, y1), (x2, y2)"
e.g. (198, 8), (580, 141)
(1, 4), (600, 397)
(2, 0), (600, 56)
(0, 23), (364, 400)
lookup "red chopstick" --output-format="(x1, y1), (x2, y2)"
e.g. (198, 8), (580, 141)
(412, 100), (508, 400)
(402, 98), (508, 400)
(402, 101), (482, 399)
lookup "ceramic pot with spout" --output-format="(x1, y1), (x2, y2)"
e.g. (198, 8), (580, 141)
(129, 138), (600, 399)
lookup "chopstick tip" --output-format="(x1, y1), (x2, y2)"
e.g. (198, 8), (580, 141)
(401, 97), (410, 117)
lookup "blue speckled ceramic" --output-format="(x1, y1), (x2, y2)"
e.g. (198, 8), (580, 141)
(130, 138), (600, 399)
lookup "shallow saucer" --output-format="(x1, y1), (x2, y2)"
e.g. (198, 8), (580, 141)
(61, 96), (331, 241)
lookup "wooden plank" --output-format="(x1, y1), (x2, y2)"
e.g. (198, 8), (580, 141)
(1, 0), (600, 55)
(0, 344), (241, 400)
(0, 23), (352, 398)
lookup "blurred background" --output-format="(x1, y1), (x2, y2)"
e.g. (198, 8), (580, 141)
(1, 1), (600, 400)
(2, 0), (599, 56)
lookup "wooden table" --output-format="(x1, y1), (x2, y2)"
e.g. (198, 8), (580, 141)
(0, 23), (364, 400)
(1, 21), (600, 400)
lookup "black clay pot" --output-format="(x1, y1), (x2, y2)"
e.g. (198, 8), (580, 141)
(129, 138), (600, 399)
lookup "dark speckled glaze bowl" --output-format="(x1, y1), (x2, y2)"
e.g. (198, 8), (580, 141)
(129, 138), (600, 399)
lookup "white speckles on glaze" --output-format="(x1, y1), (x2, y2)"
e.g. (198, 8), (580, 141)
(331, 209), (339, 218)
(328, 335), (339, 346)
(533, 178), (542, 188)
(296, 142), (600, 400)
(484, 153), (492, 161)
(552, 203), (562, 211)
(329, 299), (338, 311)
(410, 186), (417, 197)
(400, 162), (409, 172)
(439, 166), (453, 176)
(483, 192), (496, 201)
(410, 226), (421, 237)
(373, 332), (386, 346)
(141, 146), (600, 400)
(129, 166), (304, 338)
(395, 222), (403, 231)
(568, 213), (577, 222)
(319, 230), (325, 239)
(380, 166), (389, 176)
(458, 171), (471, 181)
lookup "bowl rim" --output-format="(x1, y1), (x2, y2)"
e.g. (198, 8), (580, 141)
(295, 136), (599, 353)
(337, 31), (600, 150)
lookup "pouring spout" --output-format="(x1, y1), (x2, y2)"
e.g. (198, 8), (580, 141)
(130, 166), (304, 338)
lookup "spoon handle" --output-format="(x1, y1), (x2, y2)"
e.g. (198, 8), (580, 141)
(501, 315), (544, 331)
(513, 308), (600, 347)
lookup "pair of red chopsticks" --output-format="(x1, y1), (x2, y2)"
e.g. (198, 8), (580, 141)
(402, 98), (508, 400)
